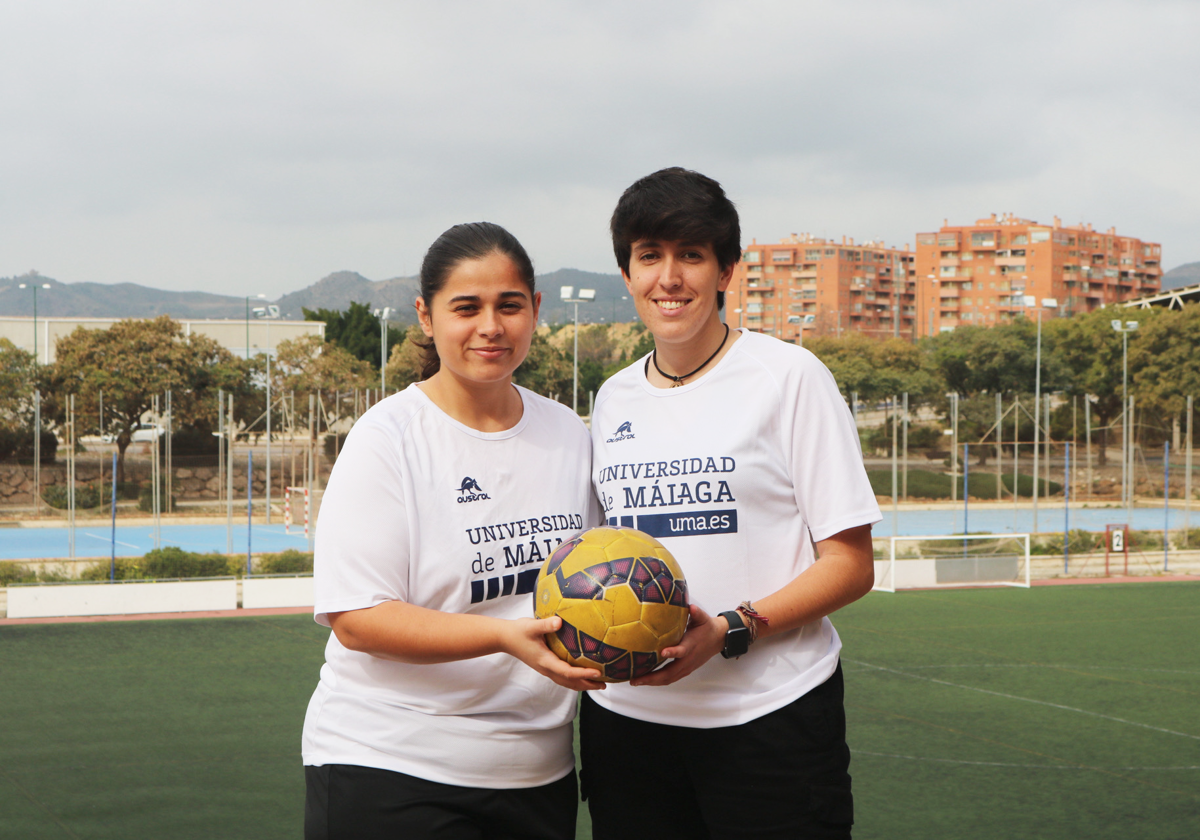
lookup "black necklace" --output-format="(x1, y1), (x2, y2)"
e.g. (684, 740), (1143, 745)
(648, 324), (730, 388)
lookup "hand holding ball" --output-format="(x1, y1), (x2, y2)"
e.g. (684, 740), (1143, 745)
(534, 527), (690, 682)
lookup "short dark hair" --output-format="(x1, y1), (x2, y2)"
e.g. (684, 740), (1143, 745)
(414, 222), (535, 379)
(610, 167), (741, 310)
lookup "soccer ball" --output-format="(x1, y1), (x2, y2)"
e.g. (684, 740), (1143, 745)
(534, 526), (689, 682)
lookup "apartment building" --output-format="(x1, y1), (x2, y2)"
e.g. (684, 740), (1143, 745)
(914, 215), (1162, 335)
(727, 234), (917, 343)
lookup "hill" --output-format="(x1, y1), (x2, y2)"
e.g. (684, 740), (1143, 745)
(1162, 261), (1200, 290)
(0, 274), (256, 319)
(0, 267), (634, 324)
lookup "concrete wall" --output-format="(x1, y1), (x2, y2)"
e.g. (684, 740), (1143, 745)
(7, 579), (238, 618)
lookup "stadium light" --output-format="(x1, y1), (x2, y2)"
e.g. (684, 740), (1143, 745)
(560, 286), (595, 415)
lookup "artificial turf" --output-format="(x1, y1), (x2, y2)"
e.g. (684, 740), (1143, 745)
(1, 582), (1196, 839)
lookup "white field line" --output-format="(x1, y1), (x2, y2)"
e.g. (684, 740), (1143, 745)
(851, 750), (1200, 771)
(854, 663), (1200, 676)
(80, 532), (140, 550)
(844, 658), (1200, 742)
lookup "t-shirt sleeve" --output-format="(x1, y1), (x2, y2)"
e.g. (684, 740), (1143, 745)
(786, 353), (882, 543)
(312, 417), (410, 627)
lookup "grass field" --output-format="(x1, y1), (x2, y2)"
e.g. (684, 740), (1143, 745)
(1, 582), (1197, 839)
(867, 468), (1062, 500)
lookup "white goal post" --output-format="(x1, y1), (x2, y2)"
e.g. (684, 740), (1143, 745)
(284, 486), (310, 538)
(874, 534), (1031, 593)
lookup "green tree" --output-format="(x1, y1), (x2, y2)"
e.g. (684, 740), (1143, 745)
(46, 317), (246, 484)
(512, 332), (573, 402)
(384, 325), (428, 393)
(806, 333), (938, 407)
(1052, 307), (1151, 466)
(1128, 304), (1200, 443)
(303, 301), (405, 370)
(0, 338), (37, 427)
(271, 334), (376, 423)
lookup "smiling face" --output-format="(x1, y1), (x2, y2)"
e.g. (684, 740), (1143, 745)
(623, 238), (734, 353)
(416, 251), (541, 388)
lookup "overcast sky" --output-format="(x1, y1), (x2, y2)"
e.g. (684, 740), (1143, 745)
(2, 0), (1197, 299)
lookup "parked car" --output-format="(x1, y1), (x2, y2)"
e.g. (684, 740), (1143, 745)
(130, 424), (165, 442)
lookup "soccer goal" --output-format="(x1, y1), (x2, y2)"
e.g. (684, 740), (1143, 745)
(874, 534), (1031, 593)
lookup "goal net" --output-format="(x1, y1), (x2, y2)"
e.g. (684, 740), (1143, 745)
(874, 534), (1031, 593)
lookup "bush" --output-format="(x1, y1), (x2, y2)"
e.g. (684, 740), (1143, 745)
(138, 481), (180, 512)
(1127, 529), (1163, 551)
(0, 426), (58, 463)
(1067, 529), (1101, 554)
(323, 433), (348, 463)
(167, 424), (220, 458)
(1179, 527), (1200, 548)
(41, 483), (103, 510)
(80, 546), (239, 581)
(258, 549), (313, 574)
(0, 561), (39, 585)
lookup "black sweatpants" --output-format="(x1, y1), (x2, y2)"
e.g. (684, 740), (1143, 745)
(305, 763), (577, 840)
(580, 662), (854, 840)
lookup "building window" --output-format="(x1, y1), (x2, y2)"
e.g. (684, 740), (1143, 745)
(940, 266), (956, 277)
(938, 234), (958, 248)
(1030, 229), (1051, 243)
(971, 232), (996, 248)
(1011, 234), (1028, 246)
(772, 251), (793, 262)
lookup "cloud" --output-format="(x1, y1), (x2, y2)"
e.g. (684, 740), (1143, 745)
(1, 0), (1197, 298)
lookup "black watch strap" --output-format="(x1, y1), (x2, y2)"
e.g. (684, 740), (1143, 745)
(719, 610), (750, 659)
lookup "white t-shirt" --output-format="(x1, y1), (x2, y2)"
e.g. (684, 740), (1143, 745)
(589, 329), (881, 728)
(302, 383), (601, 789)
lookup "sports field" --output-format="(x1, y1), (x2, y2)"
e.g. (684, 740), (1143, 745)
(1, 582), (1196, 839)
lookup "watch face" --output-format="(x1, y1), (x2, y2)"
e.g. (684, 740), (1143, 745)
(723, 625), (750, 659)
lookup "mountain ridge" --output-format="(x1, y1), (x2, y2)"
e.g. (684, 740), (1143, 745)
(0, 268), (636, 324)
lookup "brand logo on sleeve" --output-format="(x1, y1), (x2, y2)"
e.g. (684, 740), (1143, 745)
(606, 421), (635, 443)
(457, 477), (491, 503)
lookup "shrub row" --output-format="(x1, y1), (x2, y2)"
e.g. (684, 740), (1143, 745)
(77, 546), (314, 581)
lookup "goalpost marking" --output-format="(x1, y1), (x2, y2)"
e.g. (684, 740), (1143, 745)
(284, 486), (310, 538)
(875, 534), (1031, 593)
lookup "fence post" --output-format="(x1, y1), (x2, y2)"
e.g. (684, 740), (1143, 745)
(1164, 440), (1170, 572)
(1064, 441), (1070, 574)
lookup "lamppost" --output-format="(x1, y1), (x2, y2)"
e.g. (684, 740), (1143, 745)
(252, 303), (280, 523)
(560, 286), (595, 414)
(18, 281), (52, 363)
(1112, 319), (1139, 523)
(611, 295), (628, 323)
(245, 294), (266, 360)
(374, 307), (394, 395)
(1025, 294), (1058, 534)
(19, 280), (51, 515)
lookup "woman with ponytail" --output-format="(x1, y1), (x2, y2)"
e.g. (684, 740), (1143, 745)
(303, 222), (602, 840)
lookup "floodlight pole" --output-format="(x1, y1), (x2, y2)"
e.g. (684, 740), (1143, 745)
(18, 281), (51, 363)
(1033, 307), (1042, 534)
(1029, 296), (1057, 534)
(376, 307), (394, 396)
(560, 287), (595, 414)
(1112, 319), (1139, 520)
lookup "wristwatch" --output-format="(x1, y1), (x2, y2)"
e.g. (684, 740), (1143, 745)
(719, 610), (750, 659)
